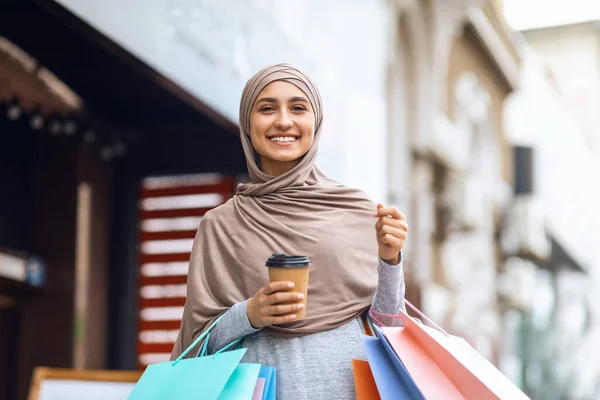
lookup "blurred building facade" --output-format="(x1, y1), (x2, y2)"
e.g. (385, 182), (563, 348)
(500, 22), (600, 399)
(1, 1), (250, 399)
(390, 2), (600, 398)
(0, 36), (85, 400)
(390, 0), (523, 377)
(1, 1), (598, 400)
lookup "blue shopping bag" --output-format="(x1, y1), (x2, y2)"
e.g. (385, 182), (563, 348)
(259, 366), (276, 400)
(372, 325), (425, 400)
(128, 316), (275, 400)
(361, 334), (425, 400)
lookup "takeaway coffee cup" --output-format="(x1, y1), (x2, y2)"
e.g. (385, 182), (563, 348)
(266, 253), (311, 319)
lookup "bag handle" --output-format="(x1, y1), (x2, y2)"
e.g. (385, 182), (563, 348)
(199, 331), (243, 358)
(369, 299), (449, 337)
(173, 316), (222, 365)
(172, 315), (244, 366)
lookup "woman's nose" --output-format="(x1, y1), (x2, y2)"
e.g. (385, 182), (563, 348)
(274, 110), (293, 130)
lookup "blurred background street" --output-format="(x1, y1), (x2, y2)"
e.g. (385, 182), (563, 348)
(1, 0), (599, 399)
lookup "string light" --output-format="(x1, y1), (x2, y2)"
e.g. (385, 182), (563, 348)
(30, 113), (44, 130)
(64, 120), (77, 136)
(7, 103), (22, 120)
(48, 119), (63, 135)
(2, 97), (131, 160)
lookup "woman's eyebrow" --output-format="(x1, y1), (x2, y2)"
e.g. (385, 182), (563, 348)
(255, 96), (309, 104)
(256, 97), (277, 104)
(290, 96), (309, 103)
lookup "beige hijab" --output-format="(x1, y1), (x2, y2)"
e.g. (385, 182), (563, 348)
(171, 63), (378, 359)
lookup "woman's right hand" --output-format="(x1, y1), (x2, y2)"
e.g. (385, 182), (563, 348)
(246, 281), (305, 329)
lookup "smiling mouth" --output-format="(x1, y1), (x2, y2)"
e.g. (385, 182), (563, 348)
(269, 136), (298, 143)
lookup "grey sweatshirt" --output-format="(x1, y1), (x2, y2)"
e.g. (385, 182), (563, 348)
(204, 257), (406, 399)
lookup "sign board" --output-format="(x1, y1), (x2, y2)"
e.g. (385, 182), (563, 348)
(28, 367), (142, 400)
(0, 251), (46, 287)
(0, 251), (26, 282)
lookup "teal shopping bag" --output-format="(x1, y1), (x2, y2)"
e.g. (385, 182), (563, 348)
(128, 349), (249, 399)
(128, 316), (267, 400)
(218, 362), (262, 400)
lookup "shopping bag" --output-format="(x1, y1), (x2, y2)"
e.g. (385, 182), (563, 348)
(352, 360), (381, 400)
(252, 378), (265, 400)
(258, 365), (276, 400)
(371, 301), (530, 400)
(360, 335), (425, 400)
(374, 324), (465, 399)
(218, 362), (263, 400)
(128, 349), (261, 399)
(127, 316), (274, 400)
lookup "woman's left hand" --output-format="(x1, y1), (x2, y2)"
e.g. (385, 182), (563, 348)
(373, 203), (408, 265)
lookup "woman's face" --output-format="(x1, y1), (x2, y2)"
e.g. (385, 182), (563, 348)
(249, 81), (315, 176)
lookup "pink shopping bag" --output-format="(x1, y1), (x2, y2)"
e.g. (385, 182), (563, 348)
(371, 301), (530, 400)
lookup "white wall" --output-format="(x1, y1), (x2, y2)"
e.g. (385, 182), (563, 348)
(264, 0), (390, 202)
(524, 24), (600, 150)
(523, 26), (600, 270)
(55, 0), (391, 201)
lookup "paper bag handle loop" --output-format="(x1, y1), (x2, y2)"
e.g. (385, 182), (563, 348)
(173, 316), (222, 365)
(370, 299), (449, 337)
(172, 315), (242, 366)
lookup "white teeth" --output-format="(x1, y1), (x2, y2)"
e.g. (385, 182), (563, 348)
(270, 137), (297, 142)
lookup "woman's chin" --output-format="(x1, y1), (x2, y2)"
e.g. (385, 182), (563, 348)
(267, 152), (304, 163)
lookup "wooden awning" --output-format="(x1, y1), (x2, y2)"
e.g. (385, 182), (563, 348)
(0, 36), (81, 116)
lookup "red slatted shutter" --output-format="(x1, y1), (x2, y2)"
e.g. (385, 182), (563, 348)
(136, 173), (235, 369)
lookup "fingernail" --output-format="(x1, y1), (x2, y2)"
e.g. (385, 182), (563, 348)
(372, 212), (378, 217)
(297, 303), (304, 309)
(287, 282), (294, 288)
(290, 314), (296, 320)
(298, 294), (304, 300)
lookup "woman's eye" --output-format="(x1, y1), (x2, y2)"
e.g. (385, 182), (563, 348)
(260, 106), (275, 112)
(292, 106), (307, 112)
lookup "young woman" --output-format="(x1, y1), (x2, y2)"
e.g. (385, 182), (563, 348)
(171, 63), (408, 399)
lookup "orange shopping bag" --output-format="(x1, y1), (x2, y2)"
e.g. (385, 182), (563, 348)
(371, 302), (530, 400)
(352, 360), (381, 400)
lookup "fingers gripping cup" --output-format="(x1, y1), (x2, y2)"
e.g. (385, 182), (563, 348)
(266, 254), (311, 319)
